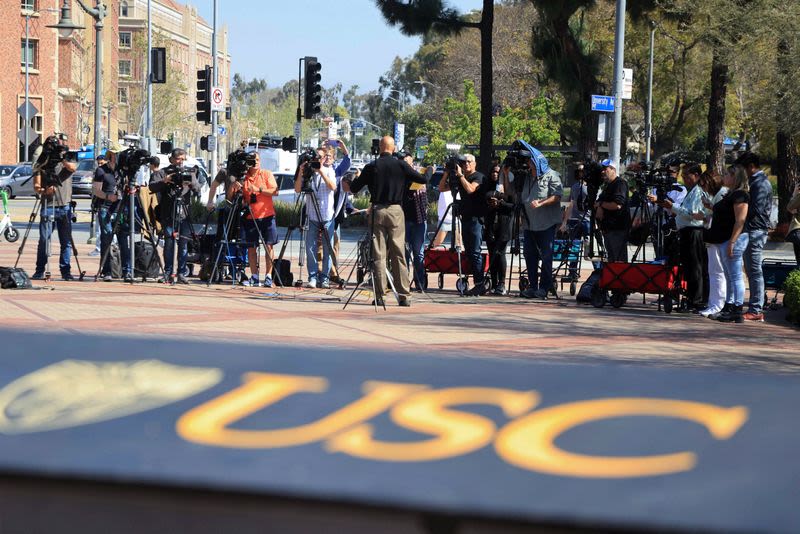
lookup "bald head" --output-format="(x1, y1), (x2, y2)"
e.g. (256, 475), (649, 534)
(379, 136), (395, 154)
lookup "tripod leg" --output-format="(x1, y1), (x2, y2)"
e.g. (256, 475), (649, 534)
(14, 196), (41, 269)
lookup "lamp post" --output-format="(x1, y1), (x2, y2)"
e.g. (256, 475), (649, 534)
(645, 20), (657, 164)
(49, 0), (106, 157)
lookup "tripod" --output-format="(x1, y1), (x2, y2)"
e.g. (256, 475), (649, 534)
(14, 181), (86, 282)
(93, 179), (164, 283)
(342, 205), (399, 311)
(275, 177), (340, 290)
(207, 190), (279, 288)
(426, 199), (468, 295)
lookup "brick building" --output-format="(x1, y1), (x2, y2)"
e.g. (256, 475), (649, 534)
(118, 0), (230, 154)
(0, 0), (119, 164)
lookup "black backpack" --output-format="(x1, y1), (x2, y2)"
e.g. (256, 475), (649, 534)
(0, 267), (32, 289)
(576, 268), (602, 304)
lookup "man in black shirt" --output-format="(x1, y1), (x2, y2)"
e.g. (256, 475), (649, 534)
(350, 136), (427, 306)
(594, 159), (630, 262)
(439, 153), (487, 295)
(92, 149), (132, 282)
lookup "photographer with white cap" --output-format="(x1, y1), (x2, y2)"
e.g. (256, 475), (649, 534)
(594, 159), (630, 263)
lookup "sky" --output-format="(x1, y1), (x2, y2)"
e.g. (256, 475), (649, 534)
(194, 0), (485, 92)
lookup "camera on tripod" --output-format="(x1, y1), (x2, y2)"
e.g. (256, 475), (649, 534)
(298, 148), (321, 192)
(38, 135), (73, 185)
(628, 162), (679, 203)
(444, 154), (466, 190)
(117, 148), (152, 182)
(503, 141), (533, 193)
(227, 149), (257, 179)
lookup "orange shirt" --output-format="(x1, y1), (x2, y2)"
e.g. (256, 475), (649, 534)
(242, 169), (277, 219)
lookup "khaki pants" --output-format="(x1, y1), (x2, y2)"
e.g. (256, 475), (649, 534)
(372, 204), (410, 299)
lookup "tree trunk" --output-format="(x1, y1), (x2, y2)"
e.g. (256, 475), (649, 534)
(776, 38), (798, 226)
(706, 46), (728, 176)
(477, 0), (494, 174)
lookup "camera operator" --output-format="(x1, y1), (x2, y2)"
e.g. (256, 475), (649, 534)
(229, 152), (278, 287)
(350, 136), (427, 306)
(294, 146), (337, 289)
(560, 164), (590, 281)
(519, 150), (563, 300)
(92, 147), (133, 282)
(149, 148), (200, 284)
(485, 164), (514, 295)
(594, 159), (630, 263)
(325, 140), (352, 284)
(439, 153), (487, 296)
(30, 134), (78, 280)
(650, 163), (707, 312)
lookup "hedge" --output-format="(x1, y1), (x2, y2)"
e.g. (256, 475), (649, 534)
(783, 269), (800, 325)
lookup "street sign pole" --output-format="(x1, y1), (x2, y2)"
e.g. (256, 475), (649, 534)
(645, 21), (656, 164)
(210, 0), (218, 178)
(24, 12), (30, 162)
(610, 0), (627, 169)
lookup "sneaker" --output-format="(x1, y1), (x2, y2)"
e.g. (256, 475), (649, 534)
(698, 306), (721, 318)
(493, 284), (507, 296)
(520, 287), (539, 299)
(742, 311), (765, 322)
(62, 273), (75, 281)
(123, 273), (134, 283)
(88, 249), (101, 257)
(30, 272), (44, 280)
(262, 275), (273, 288)
(319, 280), (331, 289)
(399, 298), (411, 307)
(103, 274), (113, 282)
(176, 274), (189, 285)
(248, 275), (260, 287)
(304, 279), (318, 289)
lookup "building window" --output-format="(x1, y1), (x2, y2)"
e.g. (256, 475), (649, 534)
(118, 88), (128, 104)
(120, 0), (128, 17)
(21, 0), (37, 12)
(21, 39), (38, 69)
(119, 32), (131, 48)
(119, 59), (131, 77)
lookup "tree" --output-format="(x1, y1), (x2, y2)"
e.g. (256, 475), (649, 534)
(374, 0), (495, 173)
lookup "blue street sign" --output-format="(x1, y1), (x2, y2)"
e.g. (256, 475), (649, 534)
(591, 95), (615, 113)
(218, 126), (226, 136)
(352, 120), (365, 130)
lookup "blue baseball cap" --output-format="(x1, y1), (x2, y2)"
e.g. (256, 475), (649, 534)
(600, 158), (616, 169)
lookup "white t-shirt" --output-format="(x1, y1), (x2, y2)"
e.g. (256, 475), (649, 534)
(307, 165), (336, 222)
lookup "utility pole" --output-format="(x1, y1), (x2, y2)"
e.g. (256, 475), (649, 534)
(210, 0), (219, 178)
(146, 0), (153, 154)
(609, 0), (627, 169)
(645, 20), (656, 164)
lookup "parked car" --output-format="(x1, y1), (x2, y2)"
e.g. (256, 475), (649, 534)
(71, 159), (97, 197)
(0, 164), (34, 198)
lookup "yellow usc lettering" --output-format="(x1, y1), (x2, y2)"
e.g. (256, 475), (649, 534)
(175, 372), (749, 478)
(176, 373), (426, 448)
(326, 387), (539, 461)
(494, 398), (748, 478)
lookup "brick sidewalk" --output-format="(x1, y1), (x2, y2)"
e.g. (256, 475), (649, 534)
(3, 236), (799, 375)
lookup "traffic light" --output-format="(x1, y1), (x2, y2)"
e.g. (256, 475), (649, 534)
(200, 135), (209, 151)
(281, 136), (297, 152)
(196, 65), (212, 124)
(303, 56), (322, 119)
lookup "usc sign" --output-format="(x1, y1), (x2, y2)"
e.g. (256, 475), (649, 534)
(176, 372), (749, 479)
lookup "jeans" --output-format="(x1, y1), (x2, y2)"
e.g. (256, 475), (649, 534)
(99, 206), (131, 276)
(405, 220), (427, 289)
(523, 224), (557, 292)
(163, 219), (192, 277)
(461, 216), (484, 286)
(744, 229), (768, 313)
(306, 218), (335, 283)
(35, 204), (73, 275)
(721, 233), (749, 306)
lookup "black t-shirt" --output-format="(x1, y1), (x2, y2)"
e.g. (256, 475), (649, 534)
(457, 171), (486, 219)
(350, 154), (426, 205)
(93, 163), (117, 195)
(597, 178), (630, 231)
(705, 190), (750, 244)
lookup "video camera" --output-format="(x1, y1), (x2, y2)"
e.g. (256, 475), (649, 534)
(503, 141), (533, 194)
(298, 148), (321, 192)
(226, 149), (257, 180)
(116, 147), (152, 181)
(37, 135), (73, 185)
(627, 162), (679, 203)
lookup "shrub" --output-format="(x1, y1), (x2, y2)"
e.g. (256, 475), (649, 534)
(189, 198), (216, 224)
(273, 200), (297, 228)
(783, 269), (800, 324)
